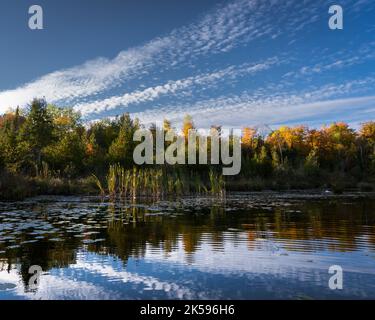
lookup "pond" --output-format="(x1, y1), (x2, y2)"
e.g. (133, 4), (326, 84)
(0, 192), (375, 300)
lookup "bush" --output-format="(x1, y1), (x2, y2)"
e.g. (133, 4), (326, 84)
(0, 170), (34, 200)
(358, 182), (374, 192)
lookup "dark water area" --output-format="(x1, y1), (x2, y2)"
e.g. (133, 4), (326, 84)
(0, 192), (375, 300)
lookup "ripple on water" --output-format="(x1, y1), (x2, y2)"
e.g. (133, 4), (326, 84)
(1, 194), (375, 300)
(6, 245), (20, 250)
(20, 240), (39, 245)
(0, 283), (17, 291)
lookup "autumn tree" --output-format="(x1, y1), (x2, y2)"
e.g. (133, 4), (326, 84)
(163, 119), (172, 132)
(321, 122), (357, 171)
(242, 127), (257, 154)
(359, 122), (375, 173)
(182, 114), (195, 138)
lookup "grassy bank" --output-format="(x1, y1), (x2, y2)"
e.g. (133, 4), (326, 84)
(2, 165), (374, 201)
(0, 169), (98, 201)
(225, 174), (375, 193)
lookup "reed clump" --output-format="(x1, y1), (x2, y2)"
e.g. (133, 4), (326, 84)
(209, 169), (226, 197)
(93, 165), (226, 199)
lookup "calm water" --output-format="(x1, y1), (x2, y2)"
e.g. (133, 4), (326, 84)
(0, 192), (375, 300)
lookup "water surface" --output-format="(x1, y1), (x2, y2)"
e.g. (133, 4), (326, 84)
(0, 192), (375, 300)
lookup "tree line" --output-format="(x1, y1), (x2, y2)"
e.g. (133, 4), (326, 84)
(1, 98), (375, 199)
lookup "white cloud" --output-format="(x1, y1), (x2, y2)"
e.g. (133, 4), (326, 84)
(127, 78), (375, 129)
(1, 0), (374, 128)
(74, 57), (280, 116)
(286, 42), (375, 78)
(0, 0), (332, 114)
(0, 0), (278, 113)
(0, 37), (171, 113)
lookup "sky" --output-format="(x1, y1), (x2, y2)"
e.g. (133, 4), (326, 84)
(0, 0), (374, 129)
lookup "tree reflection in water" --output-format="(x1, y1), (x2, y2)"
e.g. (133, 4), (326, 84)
(0, 193), (375, 296)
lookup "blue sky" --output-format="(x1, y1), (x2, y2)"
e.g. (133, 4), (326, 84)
(0, 0), (374, 129)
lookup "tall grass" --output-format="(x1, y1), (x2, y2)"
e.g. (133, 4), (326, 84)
(91, 174), (105, 197)
(107, 165), (117, 198)
(93, 165), (225, 199)
(209, 169), (226, 197)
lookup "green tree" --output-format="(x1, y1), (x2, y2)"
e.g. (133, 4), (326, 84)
(108, 113), (139, 166)
(0, 108), (27, 172)
(20, 99), (54, 168)
(44, 131), (86, 176)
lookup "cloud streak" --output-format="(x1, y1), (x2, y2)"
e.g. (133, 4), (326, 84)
(0, 0), (333, 113)
(127, 78), (375, 128)
(0, 0), (278, 112)
(75, 57), (280, 116)
(0, 0), (374, 129)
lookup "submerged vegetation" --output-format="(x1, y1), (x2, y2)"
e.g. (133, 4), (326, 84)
(1, 98), (375, 200)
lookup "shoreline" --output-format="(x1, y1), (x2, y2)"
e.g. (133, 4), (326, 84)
(2, 187), (375, 203)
